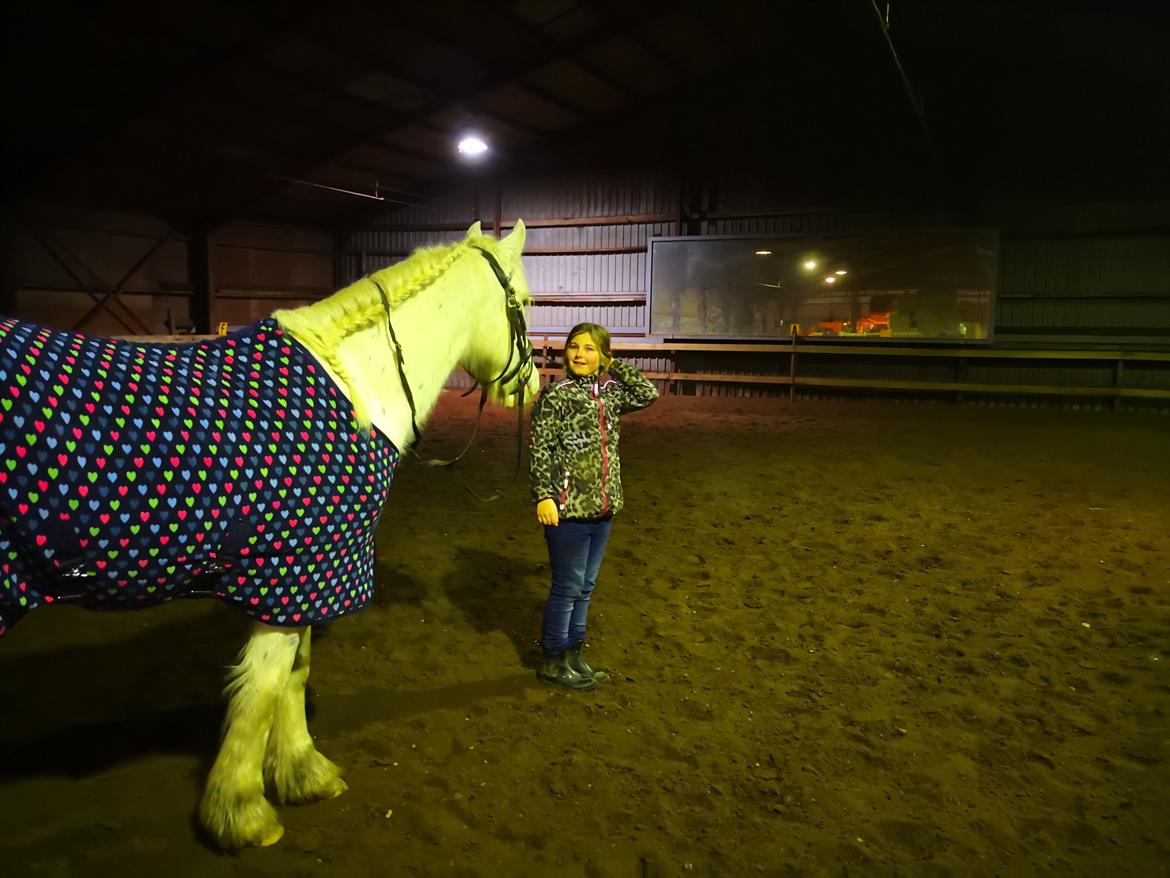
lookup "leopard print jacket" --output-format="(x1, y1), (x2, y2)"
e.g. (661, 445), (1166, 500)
(528, 360), (658, 520)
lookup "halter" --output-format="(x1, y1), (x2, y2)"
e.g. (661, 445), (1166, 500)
(371, 245), (535, 489)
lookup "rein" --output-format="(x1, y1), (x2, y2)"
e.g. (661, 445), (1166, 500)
(370, 246), (535, 500)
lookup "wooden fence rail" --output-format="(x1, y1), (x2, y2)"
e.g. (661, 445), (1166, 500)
(123, 333), (1170, 405)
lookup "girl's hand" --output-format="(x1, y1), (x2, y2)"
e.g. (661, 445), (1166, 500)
(536, 498), (559, 526)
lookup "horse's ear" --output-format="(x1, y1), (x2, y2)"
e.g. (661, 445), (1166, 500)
(466, 221), (482, 238)
(501, 219), (526, 257)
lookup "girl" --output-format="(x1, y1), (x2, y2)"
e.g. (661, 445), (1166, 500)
(529, 322), (659, 690)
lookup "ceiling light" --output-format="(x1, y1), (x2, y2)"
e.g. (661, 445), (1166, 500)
(755, 250), (772, 256)
(825, 276), (837, 284)
(835, 269), (848, 276)
(803, 259), (818, 271)
(457, 135), (489, 157)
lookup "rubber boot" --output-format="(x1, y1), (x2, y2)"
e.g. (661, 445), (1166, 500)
(537, 651), (596, 690)
(566, 643), (610, 683)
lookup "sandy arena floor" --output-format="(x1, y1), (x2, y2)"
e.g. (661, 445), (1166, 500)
(2, 391), (1169, 877)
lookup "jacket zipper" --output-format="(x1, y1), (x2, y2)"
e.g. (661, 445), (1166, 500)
(559, 471), (571, 511)
(594, 381), (609, 515)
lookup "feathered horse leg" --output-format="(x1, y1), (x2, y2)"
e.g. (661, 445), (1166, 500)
(200, 623), (298, 849)
(264, 627), (347, 804)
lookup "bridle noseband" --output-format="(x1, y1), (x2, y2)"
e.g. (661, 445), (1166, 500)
(370, 246), (535, 489)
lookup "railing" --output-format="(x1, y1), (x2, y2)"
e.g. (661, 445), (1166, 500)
(530, 337), (1170, 404)
(122, 333), (1170, 406)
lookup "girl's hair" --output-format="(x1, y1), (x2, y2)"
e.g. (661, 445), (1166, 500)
(563, 322), (612, 376)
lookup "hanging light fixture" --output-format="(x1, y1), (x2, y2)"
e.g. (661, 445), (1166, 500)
(457, 133), (489, 158)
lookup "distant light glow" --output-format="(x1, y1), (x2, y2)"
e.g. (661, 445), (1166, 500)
(755, 249), (773, 256)
(457, 135), (489, 157)
(835, 269), (848, 276)
(824, 276), (837, 284)
(803, 259), (818, 271)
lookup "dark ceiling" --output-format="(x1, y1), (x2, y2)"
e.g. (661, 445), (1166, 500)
(5, 1), (1167, 232)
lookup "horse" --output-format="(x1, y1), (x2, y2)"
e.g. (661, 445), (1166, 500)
(0, 220), (538, 849)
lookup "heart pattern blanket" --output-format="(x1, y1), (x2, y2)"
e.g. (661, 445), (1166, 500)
(0, 318), (398, 637)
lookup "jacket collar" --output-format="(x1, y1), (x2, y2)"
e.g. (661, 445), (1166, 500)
(566, 369), (602, 385)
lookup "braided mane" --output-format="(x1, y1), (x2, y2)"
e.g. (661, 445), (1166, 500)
(273, 232), (501, 347)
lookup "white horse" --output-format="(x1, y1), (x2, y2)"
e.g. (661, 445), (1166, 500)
(0, 220), (538, 849)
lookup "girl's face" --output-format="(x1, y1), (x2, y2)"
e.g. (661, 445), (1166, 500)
(566, 332), (601, 376)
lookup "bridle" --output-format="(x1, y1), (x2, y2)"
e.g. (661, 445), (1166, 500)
(370, 246), (536, 498)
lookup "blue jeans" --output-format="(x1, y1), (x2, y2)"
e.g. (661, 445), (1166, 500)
(541, 517), (613, 656)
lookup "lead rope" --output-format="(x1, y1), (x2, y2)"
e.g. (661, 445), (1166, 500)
(371, 271), (531, 502)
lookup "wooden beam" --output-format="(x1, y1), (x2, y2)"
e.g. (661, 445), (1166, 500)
(70, 229), (177, 332)
(24, 224), (149, 334)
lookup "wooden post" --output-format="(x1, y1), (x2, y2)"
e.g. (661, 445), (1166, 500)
(0, 217), (16, 317)
(493, 179), (503, 238)
(332, 232), (348, 290)
(188, 228), (213, 334)
(789, 326), (799, 402)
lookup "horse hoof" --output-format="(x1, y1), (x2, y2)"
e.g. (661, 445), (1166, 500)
(328, 779), (349, 799)
(259, 824), (285, 847)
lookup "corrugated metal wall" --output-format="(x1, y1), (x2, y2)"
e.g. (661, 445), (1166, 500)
(998, 237), (1170, 345)
(343, 171), (678, 335)
(341, 170), (1169, 409)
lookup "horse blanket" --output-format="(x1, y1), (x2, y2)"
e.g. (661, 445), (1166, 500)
(0, 317), (399, 637)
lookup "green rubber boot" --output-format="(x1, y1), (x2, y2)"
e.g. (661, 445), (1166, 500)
(566, 643), (610, 683)
(537, 651), (596, 690)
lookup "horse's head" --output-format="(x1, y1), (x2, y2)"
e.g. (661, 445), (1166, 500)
(463, 220), (540, 408)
